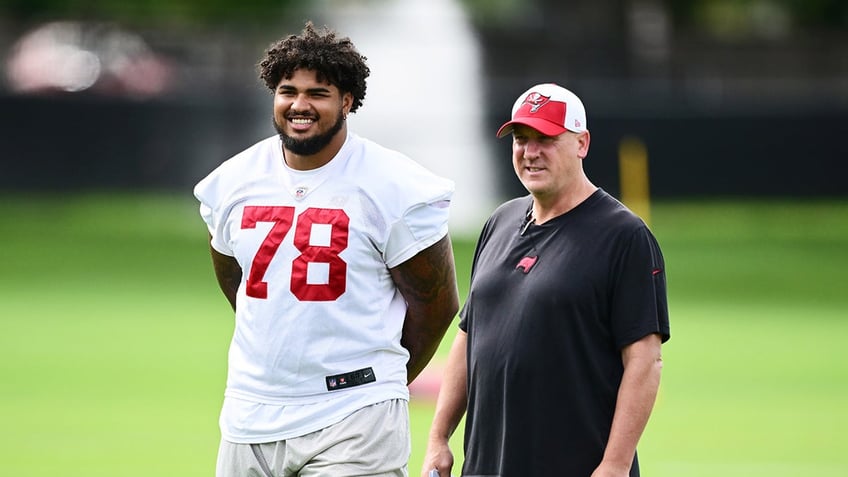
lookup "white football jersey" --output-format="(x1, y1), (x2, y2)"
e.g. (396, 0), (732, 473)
(194, 132), (454, 442)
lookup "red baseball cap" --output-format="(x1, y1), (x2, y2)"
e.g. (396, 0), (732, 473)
(496, 83), (587, 138)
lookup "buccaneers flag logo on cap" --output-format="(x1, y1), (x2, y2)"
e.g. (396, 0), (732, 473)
(522, 92), (551, 113)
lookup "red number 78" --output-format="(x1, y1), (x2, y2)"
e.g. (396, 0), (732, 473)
(241, 205), (350, 302)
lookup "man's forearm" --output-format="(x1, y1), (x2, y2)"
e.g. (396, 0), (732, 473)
(391, 235), (460, 382)
(598, 334), (663, 473)
(402, 294), (457, 382)
(422, 331), (468, 477)
(428, 331), (468, 440)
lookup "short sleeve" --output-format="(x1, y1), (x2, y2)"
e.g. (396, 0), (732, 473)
(194, 171), (234, 257)
(383, 198), (451, 268)
(610, 226), (670, 348)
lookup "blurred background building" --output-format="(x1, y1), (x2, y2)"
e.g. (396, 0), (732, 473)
(1, 0), (846, 232)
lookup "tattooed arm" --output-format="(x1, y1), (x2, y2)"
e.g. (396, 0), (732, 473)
(390, 234), (460, 383)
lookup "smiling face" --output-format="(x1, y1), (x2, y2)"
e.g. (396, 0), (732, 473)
(272, 68), (353, 170)
(511, 124), (591, 203)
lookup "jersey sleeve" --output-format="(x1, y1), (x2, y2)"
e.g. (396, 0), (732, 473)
(382, 170), (454, 268)
(384, 197), (452, 268)
(193, 166), (234, 257)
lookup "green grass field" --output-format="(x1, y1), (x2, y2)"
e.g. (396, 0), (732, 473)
(1, 193), (847, 476)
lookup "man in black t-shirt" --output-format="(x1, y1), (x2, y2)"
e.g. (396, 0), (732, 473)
(422, 83), (670, 477)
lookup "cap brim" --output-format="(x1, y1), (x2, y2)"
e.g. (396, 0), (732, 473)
(496, 118), (568, 138)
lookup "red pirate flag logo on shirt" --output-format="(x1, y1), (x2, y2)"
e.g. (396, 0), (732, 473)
(516, 256), (538, 273)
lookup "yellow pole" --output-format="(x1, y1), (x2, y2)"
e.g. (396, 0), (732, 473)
(618, 136), (651, 226)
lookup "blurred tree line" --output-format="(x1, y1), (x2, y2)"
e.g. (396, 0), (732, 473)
(3, 0), (846, 30)
(0, 0), (296, 26)
(667, 0), (848, 30)
(459, 0), (848, 31)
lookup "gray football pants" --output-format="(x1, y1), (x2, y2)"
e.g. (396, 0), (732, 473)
(216, 399), (409, 477)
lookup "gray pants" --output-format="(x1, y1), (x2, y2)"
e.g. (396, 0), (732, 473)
(216, 399), (410, 477)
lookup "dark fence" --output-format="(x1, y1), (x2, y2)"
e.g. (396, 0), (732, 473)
(0, 93), (259, 192)
(2, 93), (847, 199)
(486, 104), (848, 199)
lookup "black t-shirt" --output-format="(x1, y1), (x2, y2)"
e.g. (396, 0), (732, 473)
(459, 189), (670, 477)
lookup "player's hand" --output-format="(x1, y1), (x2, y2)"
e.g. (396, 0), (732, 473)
(421, 437), (454, 477)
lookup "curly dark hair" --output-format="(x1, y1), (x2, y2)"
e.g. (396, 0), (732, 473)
(258, 22), (370, 114)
